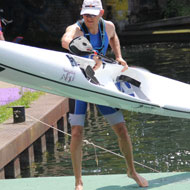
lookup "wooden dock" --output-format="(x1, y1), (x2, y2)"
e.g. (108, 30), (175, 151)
(0, 93), (69, 179)
(0, 172), (190, 190)
(119, 16), (190, 44)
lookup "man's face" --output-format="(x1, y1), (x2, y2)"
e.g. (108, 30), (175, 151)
(83, 14), (100, 29)
(82, 10), (104, 29)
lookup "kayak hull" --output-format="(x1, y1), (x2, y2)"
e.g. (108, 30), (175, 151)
(0, 41), (190, 119)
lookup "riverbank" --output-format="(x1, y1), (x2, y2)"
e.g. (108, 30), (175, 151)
(0, 82), (33, 106)
(0, 82), (21, 105)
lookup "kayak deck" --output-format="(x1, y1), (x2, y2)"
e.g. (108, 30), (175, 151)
(1, 172), (190, 190)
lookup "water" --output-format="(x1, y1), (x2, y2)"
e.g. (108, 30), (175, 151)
(23, 43), (190, 178)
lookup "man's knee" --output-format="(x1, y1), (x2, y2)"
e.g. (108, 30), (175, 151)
(71, 126), (83, 139)
(112, 123), (128, 138)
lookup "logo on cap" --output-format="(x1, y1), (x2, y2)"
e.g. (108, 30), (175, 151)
(85, 5), (95, 8)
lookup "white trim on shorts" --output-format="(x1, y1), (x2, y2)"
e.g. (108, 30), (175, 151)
(69, 110), (125, 127)
(104, 110), (125, 126)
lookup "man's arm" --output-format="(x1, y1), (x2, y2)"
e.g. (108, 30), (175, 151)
(108, 22), (128, 72)
(0, 34), (5, 40)
(61, 23), (102, 70)
(61, 24), (82, 50)
(109, 28), (122, 60)
(0, 21), (5, 40)
(0, 24), (5, 40)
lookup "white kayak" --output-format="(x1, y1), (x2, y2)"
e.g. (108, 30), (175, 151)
(0, 40), (190, 119)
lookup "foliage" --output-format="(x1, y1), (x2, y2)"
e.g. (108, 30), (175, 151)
(0, 91), (44, 123)
(163, 0), (190, 18)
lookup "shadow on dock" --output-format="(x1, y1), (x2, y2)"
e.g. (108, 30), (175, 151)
(97, 172), (190, 190)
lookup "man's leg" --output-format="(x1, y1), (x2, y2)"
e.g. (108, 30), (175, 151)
(70, 125), (84, 190)
(69, 99), (87, 190)
(112, 122), (148, 187)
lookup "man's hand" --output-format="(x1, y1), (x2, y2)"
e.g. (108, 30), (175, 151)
(116, 57), (128, 72)
(93, 55), (102, 70)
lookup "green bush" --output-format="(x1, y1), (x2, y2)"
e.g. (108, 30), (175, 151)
(163, 0), (190, 18)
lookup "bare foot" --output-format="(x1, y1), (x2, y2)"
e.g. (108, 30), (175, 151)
(127, 171), (149, 187)
(75, 184), (83, 190)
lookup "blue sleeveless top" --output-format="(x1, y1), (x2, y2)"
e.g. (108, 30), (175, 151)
(77, 19), (109, 56)
(89, 29), (109, 56)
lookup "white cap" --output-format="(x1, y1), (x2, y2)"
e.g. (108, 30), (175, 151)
(80, 0), (103, 16)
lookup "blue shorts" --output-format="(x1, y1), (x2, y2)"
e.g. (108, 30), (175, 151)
(68, 99), (125, 127)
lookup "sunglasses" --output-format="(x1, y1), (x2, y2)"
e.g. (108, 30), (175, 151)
(83, 14), (97, 18)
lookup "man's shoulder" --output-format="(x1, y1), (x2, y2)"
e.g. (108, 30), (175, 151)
(103, 19), (114, 27)
(104, 19), (115, 35)
(66, 23), (80, 31)
(64, 23), (83, 39)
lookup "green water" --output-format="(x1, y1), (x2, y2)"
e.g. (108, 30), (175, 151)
(24, 43), (190, 177)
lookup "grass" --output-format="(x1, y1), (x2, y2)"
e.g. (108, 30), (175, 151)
(0, 91), (45, 124)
